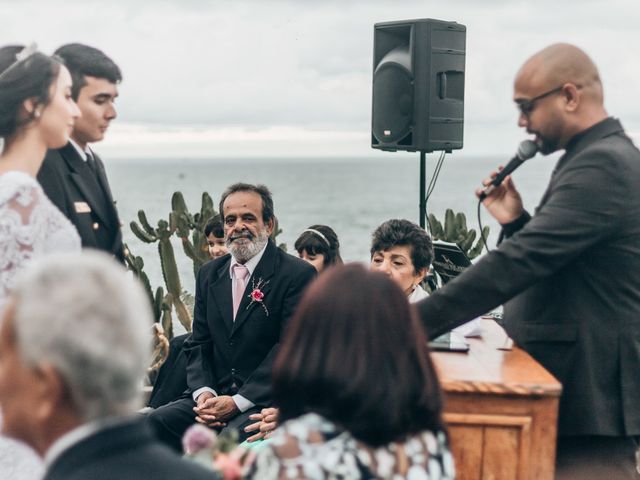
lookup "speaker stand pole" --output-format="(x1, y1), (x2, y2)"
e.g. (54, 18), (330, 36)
(419, 150), (426, 229)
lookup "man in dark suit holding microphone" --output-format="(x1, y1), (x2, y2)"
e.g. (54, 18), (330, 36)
(37, 43), (124, 262)
(417, 43), (640, 478)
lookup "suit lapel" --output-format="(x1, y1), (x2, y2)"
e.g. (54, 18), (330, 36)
(209, 258), (234, 333)
(59, 143), (112, 226)
(231, 241), (278, 336)
(92, 151), (116, 207)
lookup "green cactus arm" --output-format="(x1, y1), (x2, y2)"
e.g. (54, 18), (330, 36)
(137, 210), (155, 236)
(173, 295), (193, 332)
(181, 236), (200, 261)
(459, 230), (477, 253)
(130, 221), (156, 243)
(428, 214), (444, 240)
(444, 209), (457, 241)
(171, 191), (189, 216)
(468, 226), (491, 259)
(153, 287), (165, 323)
(174, 212), (191, 238)
(455, 212), (468, 235)
(198, 192), (215, 227)
(158, 237), (182, 297)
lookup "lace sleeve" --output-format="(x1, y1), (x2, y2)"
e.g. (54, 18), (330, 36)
(0, 183), (43, 303)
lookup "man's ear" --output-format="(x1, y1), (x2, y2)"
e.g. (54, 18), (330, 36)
(33, 363), (67, 421)
(266, 217), (275, 236)
(415, 267), (428, 284)
(563, 83), (581, 112)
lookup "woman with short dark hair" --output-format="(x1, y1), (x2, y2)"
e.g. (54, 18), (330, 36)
(248, 265), (453, 479)
(370, 218), (433, 302)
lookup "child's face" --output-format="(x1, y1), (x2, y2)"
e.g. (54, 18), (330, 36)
(207, 233), (228, 259)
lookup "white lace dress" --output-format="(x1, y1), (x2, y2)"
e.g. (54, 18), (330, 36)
(0, 170), (81, 480)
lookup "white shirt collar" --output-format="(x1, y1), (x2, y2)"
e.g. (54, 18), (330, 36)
(68, 138), (93, 162)
(229, 241), (268, 279)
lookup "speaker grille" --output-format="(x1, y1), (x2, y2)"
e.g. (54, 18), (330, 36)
(372, 64), (413, 144)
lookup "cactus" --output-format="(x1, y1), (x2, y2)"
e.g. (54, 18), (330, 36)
(428, 209), (489, 260)
(172, 192), (216, 278)
(130, 210), (193, 332)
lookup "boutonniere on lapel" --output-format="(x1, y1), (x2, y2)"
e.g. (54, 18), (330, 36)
(247, 277), (270, 316)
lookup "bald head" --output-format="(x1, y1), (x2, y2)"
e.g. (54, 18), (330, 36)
(516, 43), (603, 104)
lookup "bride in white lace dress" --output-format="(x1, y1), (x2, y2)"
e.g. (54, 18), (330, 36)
(0, 45), (81, 480)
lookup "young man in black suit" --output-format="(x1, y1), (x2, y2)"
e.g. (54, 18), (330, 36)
(0, 253), (213, 480)
(147, 183), (316, 450)
(37, 43), (124, 262)
(417, 43), (640, 478)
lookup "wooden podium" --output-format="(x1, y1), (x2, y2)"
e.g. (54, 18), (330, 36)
(431, 320), (562, 480)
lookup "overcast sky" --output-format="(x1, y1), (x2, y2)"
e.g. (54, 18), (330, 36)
(2, 0), (639, 158)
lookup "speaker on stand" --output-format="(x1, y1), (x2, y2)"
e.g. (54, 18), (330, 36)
(371, 18), (466, 228)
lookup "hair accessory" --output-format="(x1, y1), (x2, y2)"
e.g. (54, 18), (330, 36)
(15, 43), (38, 62)
(303, 228), (330, 246)
(0, 43), (39, 82)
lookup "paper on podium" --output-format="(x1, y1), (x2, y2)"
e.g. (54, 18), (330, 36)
(453, 317), (483, 337)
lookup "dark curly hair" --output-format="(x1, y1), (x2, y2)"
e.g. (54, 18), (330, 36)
(370, 219), (434, 274)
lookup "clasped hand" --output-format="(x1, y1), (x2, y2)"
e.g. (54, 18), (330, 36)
(244, 407), (279, 442)
(193, 393), (239, 428)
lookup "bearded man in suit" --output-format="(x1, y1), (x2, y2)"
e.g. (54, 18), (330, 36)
(147, 183), (316, 451)
(0, 252), (213, 480)
(37, 43), (124, 262)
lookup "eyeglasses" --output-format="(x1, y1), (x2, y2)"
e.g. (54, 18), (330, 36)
(515, 85), (567, 116)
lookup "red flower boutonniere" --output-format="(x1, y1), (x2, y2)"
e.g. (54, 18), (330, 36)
(246, 277), (270, 316)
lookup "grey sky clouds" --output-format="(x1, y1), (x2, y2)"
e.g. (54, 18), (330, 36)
(1, 0), (639, 157)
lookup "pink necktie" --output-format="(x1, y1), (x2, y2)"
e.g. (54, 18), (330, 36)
(232, 264), (250, 320)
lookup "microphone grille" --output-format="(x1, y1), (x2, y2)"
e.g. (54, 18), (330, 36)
(517, 140), (538, 160)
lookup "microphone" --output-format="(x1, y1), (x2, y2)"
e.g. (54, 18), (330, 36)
(478, 140), (538, 201)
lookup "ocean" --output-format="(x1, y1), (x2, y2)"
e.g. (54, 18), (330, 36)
(107, 153), (558, 323)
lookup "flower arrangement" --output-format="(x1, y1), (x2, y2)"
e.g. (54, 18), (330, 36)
(182, 425), (254, 479)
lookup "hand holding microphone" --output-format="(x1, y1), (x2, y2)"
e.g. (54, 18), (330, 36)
(478, 140), (538, 201)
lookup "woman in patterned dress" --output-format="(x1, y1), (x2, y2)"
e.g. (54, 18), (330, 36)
(248, 264), (455, 479)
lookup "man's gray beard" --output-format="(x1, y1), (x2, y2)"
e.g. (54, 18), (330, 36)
(228, 229), (269, 263)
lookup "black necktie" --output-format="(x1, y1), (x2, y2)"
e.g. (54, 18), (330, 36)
(86, 151), (98, 174)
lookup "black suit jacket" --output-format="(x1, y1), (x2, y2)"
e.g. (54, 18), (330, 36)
(44, 419), (214, 480)
(186, 240), (316, 406)
(37, 142), (124, 262)
(417, 118), (640, 436)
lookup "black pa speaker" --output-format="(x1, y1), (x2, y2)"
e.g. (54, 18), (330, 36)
(372, 19), (466, 152)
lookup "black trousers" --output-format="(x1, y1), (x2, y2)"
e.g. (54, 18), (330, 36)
(145, 395), (260, 452)
(556, 435), (640, 479)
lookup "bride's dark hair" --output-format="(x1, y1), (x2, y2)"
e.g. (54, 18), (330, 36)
(0, 45), (61, 140)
